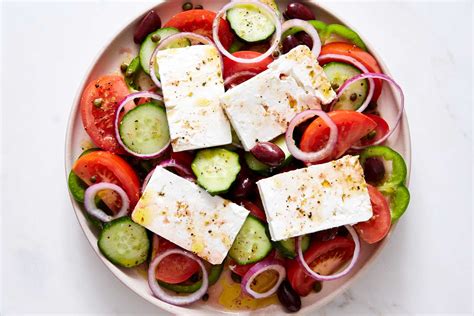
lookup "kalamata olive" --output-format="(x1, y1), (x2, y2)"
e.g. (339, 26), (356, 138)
(284, 2), (316, 21)
(231, 169), (256, 198)
(250, 142), (285, 167)
(277, 280), (301, 313)
(133, 10), (162, 44)
(282, 35), (302, 54)
(295, 32), (313, 49)
(363, 157), (385, 184)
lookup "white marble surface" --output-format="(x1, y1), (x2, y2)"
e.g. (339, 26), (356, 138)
(1, 0), (472, 315)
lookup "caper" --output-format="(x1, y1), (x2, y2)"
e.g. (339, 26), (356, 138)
(313, 281), (322, 293)
(151, 33), (161, 42)
(182, 2), (193, 11)
(350, 93), (358, 101)
(93, 98), (103, 108)
(231, 271), (242, 283)
(195, 4), (203, 9)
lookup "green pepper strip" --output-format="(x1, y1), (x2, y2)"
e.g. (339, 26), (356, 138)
(322, 24), (367, 50)
(360, 145), (407, 191)
(158, 263), (224, 293)
(359, 145), (409, 221)
(125, 56), (142, 91)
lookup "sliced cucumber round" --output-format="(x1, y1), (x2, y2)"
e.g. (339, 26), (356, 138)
(192, 148), (241, 195)
(229, 216), (273, 265)
(323, 62), (368, 110)
(274, 235), (310, 259)
(227, 5), (275, 42)
(98, 217), (150, 268)
(139, 27), (190, 76)
(118, 102), (170, 155)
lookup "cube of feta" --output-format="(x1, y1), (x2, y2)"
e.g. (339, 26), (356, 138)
(156, 45), (231, 152)
(131, 167), (249, 264)
(256, 155), (373, 241)
(220, 45), (335, 151)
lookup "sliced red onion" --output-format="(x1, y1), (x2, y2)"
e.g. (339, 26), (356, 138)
(338, 73), (405, 149)
(318, 54), (375, 113)
(141, 168), (155, 194)
(84, 183), (130, 222)
(296, 225), (360, 281)
(285, 109), (338, 163)
(114, 91), (170, 159)
(213, 0), (281, 64)
(224, 70), (258, 89)
(241, 258), (286, 299)
(149, 32), (218, 88)
(148, 248), (208, 305)
(281, 19), (321, 56)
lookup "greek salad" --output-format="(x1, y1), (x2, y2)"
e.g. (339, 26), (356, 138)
(68, 0), (410, 312)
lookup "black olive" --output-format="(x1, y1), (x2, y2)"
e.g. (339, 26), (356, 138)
(277, 280), (301, 313)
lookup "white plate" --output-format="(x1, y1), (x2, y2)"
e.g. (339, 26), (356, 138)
(65, 0), (411, 314)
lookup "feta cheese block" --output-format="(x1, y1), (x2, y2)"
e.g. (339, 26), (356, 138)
(256, 155), (372, 241)
(156, 45), (232, 152)
(220, 45), (335, 150)
(131, 167), (249, 264)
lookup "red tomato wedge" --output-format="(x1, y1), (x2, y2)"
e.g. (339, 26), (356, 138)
(286, 237), (355, 296)
(320, 43), (383, 101)
(72, 151), (140, 211)
(300, 111), (377, 162)
(80, 75), (129, 154)
(223, 51), (273, 80)
(354, 114), (389, 147)
(355, 185), (391, 244)
(152, 235), (200, 284)
(164, 9), (234, 50)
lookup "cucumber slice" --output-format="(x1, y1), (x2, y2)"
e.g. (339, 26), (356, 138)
(227, 5), (275, 42)
(323, 62), (368, 110)
(229, 216), (273, 265)
(118, 102), (170, 155)
(274, 235), (310, 259)
(273, 135), (292, 166)
(139, 27), (190, 76)
(98, 217), (150, 268)
(191, 148), (241, 195)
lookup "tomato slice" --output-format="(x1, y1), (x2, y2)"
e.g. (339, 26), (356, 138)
(170, 151), (195, 169)
(229, 250), (276, 277)
(355, 185), (391, 244)
(355, 114), (389, 147)
(152, 235), (200, 284)
(164, 9), (234, 50)
(223, 51), (273, 81)
(286, 237), (355, 296)
(72, 151), (140, 211)
(320, 43), (383, 101)
(300, 111), (377, 162)
(80, 75), (130, 154)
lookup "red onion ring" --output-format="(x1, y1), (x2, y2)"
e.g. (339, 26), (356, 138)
(241, 258), (286, 299)
(296, 225), (360, 281)
(223, 70), (258, 89)
(84, 183), (130, 222)
(148, 248), (208, 305)
(141, 159), (196, 193)
(285, 109), (338, 163)
(114, 91), (170, 159)
(281, 19), (321, 56)
(213, 0), (281, 64)
(149, 32), (219, 88)
(337, 73), (404, 150)
(318, 54), (375, 113)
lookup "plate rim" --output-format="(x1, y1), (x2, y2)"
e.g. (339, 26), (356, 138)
(64, 0), (412, 314)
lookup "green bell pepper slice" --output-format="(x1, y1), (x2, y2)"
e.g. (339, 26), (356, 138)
(322, 24), (367, 50)
(158, 263), (224, 293)
(360, 145), (407, 191)
(281, 20), (328, 39)
(385, 185), (410, 220)
(124, 56), (141, 91)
